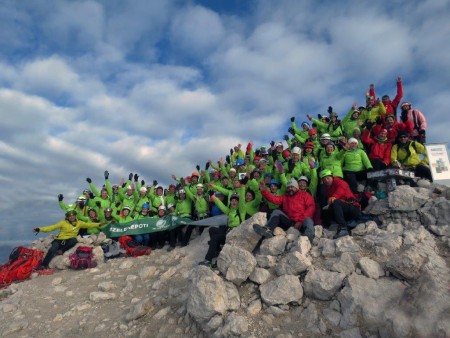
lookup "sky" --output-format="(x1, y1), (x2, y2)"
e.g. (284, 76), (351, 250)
(0, 0), (449, 245)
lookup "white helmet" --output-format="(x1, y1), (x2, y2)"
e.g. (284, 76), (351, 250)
(291, 147), (301, 155)
(321, 133), (331, 140)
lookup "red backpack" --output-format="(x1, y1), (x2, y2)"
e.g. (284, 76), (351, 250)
(118, 236), (152, 257)
(69, 246), (97, 270)
(0, 246), (44, 288)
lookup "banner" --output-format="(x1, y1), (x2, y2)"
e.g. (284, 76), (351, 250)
(425, 143), (450, 185)
(101, 214), (229, 238)
(102, 215), (193, 238)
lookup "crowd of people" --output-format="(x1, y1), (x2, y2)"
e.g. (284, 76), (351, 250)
(32, 77), (433, 269)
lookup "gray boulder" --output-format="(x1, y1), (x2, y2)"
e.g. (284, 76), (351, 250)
(260, 275), (303, 306)
(217, 244), (256, 286)
(303, 269), (345, 301)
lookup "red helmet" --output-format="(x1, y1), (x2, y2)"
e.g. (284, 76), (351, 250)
(304, 141), (314, 149)
(282, 150), (291, 159)
(254, 156), (261, 162)
(191, 172), (199, 178)
(308, 128), (317, 136)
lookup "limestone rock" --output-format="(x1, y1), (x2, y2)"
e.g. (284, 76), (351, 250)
(275, 251), (311, 276)
(89, 291), (117, 302)
(125, 297), (154, 322)
(186, 266), (240, 324)
(249, 267), (271, 285)
(217, 244), (256, 286)
(260, 275), (303, 306)
(303, 269), (345, 301)
(226, 212), (266, 252)
(259, 236), (287, 256)
(358, 257), (384, 279)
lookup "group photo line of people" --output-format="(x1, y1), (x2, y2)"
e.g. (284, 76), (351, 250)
(32, 77), (433, 268)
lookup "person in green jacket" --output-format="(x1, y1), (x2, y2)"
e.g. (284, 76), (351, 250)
(198, 190), (246, 266)
(341, 138), (373, 193)
(341, 107), (364, 139)
(32, 210), (102, 270)
(319, 142), (344, 178)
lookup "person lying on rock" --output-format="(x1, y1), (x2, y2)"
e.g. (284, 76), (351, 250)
(253, 178), (315, 243)
(319, 169), (361, 239)
(32, 209), (104, 271)
(198, 187), (246, 267)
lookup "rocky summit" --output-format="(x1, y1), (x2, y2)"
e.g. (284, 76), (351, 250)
(1, 182), (450, 338)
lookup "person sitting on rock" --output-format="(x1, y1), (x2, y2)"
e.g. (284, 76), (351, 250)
(253, 178), (315, 243)
(319, 170), (361, 239)
(198, 190), (246, 267)
(390, 131), (432, 182)
(32, 210), (103, 271)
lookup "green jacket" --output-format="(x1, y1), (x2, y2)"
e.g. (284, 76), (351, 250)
(341, 149), (373, 172)
(391, 141), (428, 168)
(184, 188), (209, 218)
(212, 187), (246, 228)
(319, 149), (344, 178)
(341, 108), (363, 138)
(175, 198), (192, 218)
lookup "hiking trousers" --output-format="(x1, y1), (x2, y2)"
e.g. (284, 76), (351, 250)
(42, 238), (78, 267)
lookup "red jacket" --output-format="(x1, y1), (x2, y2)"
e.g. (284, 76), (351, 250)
(384, 79), (403, 118)
(361, 131), (393, 164)
(262, 189), (315, 223)
(324, 177), (356, 202)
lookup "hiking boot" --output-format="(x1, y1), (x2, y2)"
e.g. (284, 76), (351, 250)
(167, 246), (175, 252)
(333, 226), (349, 239)
(198, 259), (211, 266)
(253, 224), (273, 238)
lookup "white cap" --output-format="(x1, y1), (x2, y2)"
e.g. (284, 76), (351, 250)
(298, 176), (309, 183)
(230, 168), (237, 172)
(197, 183), (204, 189)
(348, 137), (359, 144)
(275, 142), (283, 147)
(287, 178), (299, 189)
(158, 205), (166, 211)
(167, 203), (174, 209)
(291, 147), (301, 155)
(321, 133), (331, 140)
(139, 187), (147, 193)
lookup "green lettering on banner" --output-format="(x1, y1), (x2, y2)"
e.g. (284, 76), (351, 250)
(102, 215), (193, 238)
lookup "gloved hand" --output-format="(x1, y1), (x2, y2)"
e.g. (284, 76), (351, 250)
(89, 192), (94, 199)
(58, 194), (64, 202)
(376, 117), (382, 125)
(255, 149), (260, 156)
(115, 202), (121, 208)
(288, 127), (295, 135)
(225, 155), (231, 164)
(230, 148), (234, 155)
(95, 201), (101, 208)
(328, 106), (333, 115)
(86, 177), (92, 183)
(153, 180), (158, 186)
(196, 165), (200, 172)
(419, 130), (426, 143)
(308, 158), (316, 169)
(134, 174), (139, 182)
(365, 120), (374, 130)
(270, 141), (275, 147)
(104, 170), (109, 179)
(290, 116), (295, 122)
(122, 183), (126, 188)
(116, 210), (121, 215)
(205, 162), (210, 170)
(141, 180), (145, 186)
(128, 173), (133, 181)
(33, 228), (40, 233)
(318, 113), (322, 119)
(239, 176), (249, 185)
(284, 135), (289, 141)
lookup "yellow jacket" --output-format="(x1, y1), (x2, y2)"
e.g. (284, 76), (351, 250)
(391, 141), (429, 168)
(38, 220), (101, 240)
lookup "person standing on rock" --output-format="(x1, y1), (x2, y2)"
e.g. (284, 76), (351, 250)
(32, 210), (103, 271)
(319, 170), (361, 239)
(253, 178), (315, 243)
(199, 188), (246, 266)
